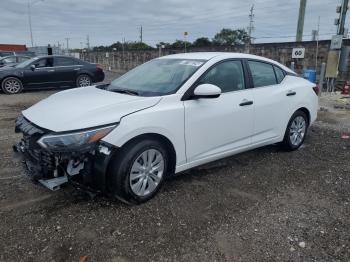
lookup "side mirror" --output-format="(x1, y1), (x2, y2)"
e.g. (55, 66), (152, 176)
(193, 84), (221, 99)
(30, 64), (36, 71)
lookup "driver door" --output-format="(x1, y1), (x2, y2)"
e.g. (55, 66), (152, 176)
(184, 60), (254, 163)
(23, 57), (56, 88)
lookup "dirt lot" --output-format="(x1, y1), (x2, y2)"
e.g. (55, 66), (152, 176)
(0, 77), (350, 261)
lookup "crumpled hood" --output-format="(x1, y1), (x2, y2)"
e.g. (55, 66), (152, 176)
(22, 86), (162, 132)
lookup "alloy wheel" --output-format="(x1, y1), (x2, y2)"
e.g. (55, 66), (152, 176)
(78, 76), (91, 87)
(289, 115), (306, 146)
(129, 149), (164, 197)
(4, 79), (21, 94)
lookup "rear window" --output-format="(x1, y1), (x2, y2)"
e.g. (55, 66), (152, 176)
(54, 57), (80, 66)
(248, 61), (277, 87)
(274, 66), (285, 83)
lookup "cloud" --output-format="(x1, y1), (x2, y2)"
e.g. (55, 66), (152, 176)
(0, 0), (343, 48)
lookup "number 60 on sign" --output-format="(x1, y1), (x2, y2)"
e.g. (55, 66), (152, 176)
(292, 48), (305, 58)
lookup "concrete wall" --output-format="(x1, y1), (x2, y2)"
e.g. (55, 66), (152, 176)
(80, 40), (350, 79)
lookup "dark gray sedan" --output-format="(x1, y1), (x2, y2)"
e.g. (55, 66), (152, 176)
(0, 55), (105, 94)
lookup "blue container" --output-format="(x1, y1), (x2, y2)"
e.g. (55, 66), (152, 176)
(303, 69), (317, 83)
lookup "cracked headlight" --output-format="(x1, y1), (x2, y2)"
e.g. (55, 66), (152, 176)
(37, 125), (117, 152)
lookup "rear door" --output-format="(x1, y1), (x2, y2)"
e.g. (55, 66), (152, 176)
(184, 59), (254, 163)
(23, 57), (56, 87)
(53, 57), (82, 86)
(247, 60), (292, 144)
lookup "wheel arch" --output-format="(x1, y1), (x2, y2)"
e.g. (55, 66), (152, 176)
(1, 75), (24, 84)
(76, 71), (94, 79)
(110, 133), (177, 175)
(296, 107), (311, 125)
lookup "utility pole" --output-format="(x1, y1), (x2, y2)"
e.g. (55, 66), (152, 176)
(247, 4), (255, 53)
(65, 37), (70, 55)
(315, 16), (320, 69)
(337, 0), (349, 35)
(86, 35), (90, 50)
(27, 0), (34, 47)
(296, 0), (307, 42)
(122, 37), (125, 53)
(122, 37), (125, 66)
(139, 25), (143, 43)
(57, 41), (60, 55)
(27, 0), (44, 47)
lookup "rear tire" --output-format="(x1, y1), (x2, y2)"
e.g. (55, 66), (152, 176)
(108, 139), (169, 205)
(76, 74), (92, 87)
(281, 110), (309, 151)
(1, 77), (23, 94)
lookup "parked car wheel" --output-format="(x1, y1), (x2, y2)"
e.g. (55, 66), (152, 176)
(282, 110), (309, 151)
(1, 77), (23, 94)
(108, 139), (168, 204)
(76, 74), (92, 87)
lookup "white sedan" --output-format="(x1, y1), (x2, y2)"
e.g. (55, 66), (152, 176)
(15, 52), (318, 204)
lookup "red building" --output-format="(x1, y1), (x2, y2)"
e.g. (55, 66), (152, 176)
(0, 44), (27, 51)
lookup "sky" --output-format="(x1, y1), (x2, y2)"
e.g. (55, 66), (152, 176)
(0, 0), (347, 49)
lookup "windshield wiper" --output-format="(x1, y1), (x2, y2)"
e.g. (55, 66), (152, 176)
(110, 88), (139, 96)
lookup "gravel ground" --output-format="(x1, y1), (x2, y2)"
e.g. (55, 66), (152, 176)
(0, 77), (350, 261)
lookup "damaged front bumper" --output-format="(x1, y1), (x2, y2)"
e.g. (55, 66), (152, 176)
(14, 115), (114, 193)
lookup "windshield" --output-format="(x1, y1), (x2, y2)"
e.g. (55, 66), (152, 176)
(15, 57), (38, 68)
(108, 58), (205, 96)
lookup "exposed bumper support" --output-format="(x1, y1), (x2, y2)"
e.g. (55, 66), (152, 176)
(39, 176), (68, 191)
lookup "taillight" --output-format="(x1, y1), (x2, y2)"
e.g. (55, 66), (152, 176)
(96, 64), (103, 70)
(312, 85), (319, 95)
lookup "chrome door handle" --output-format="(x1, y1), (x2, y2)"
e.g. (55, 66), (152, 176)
(47, 69), (55, 72)
(74, 68), (80, 71)
(239, 99), (253, 106)
(286, 91), (296, 96)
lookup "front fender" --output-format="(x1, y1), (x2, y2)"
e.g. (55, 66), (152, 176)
(101, 96), (186, 167)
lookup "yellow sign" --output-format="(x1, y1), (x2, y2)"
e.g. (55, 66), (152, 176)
(325, 50), (340, 78)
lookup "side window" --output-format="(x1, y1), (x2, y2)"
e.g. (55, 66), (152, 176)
(199, 60), (245, 93)
(4, 57), (16, 63)
(248, 61), (277, 87)
(18, 56), (29, 62)
(34, 58), (53, 68)
(274, 66), (285, 83)
(54, 57), (77, 66)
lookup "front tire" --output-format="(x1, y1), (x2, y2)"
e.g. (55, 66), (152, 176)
(281, 110), (308, 151)
(1, 77), (23, 94)
(76, 74), (92, 87)
(108, 139), (169, 204)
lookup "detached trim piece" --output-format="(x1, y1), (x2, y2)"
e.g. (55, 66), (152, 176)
(92, 142), (117, 191)
(15, 115), (46, 135)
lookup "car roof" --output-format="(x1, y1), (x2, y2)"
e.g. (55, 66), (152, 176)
(1, 55), (30, 58)
(160, 52), (294, 73)
(35, 55), (77, 59)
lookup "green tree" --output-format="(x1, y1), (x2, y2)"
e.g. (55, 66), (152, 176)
(170, 40), (192, 49)
(156, 42), (172, 48)
(110, 42), (124, 50)
(213, 28), (249, 45)
(127, 41), (152, 50)
(193, 37), (211, 47)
